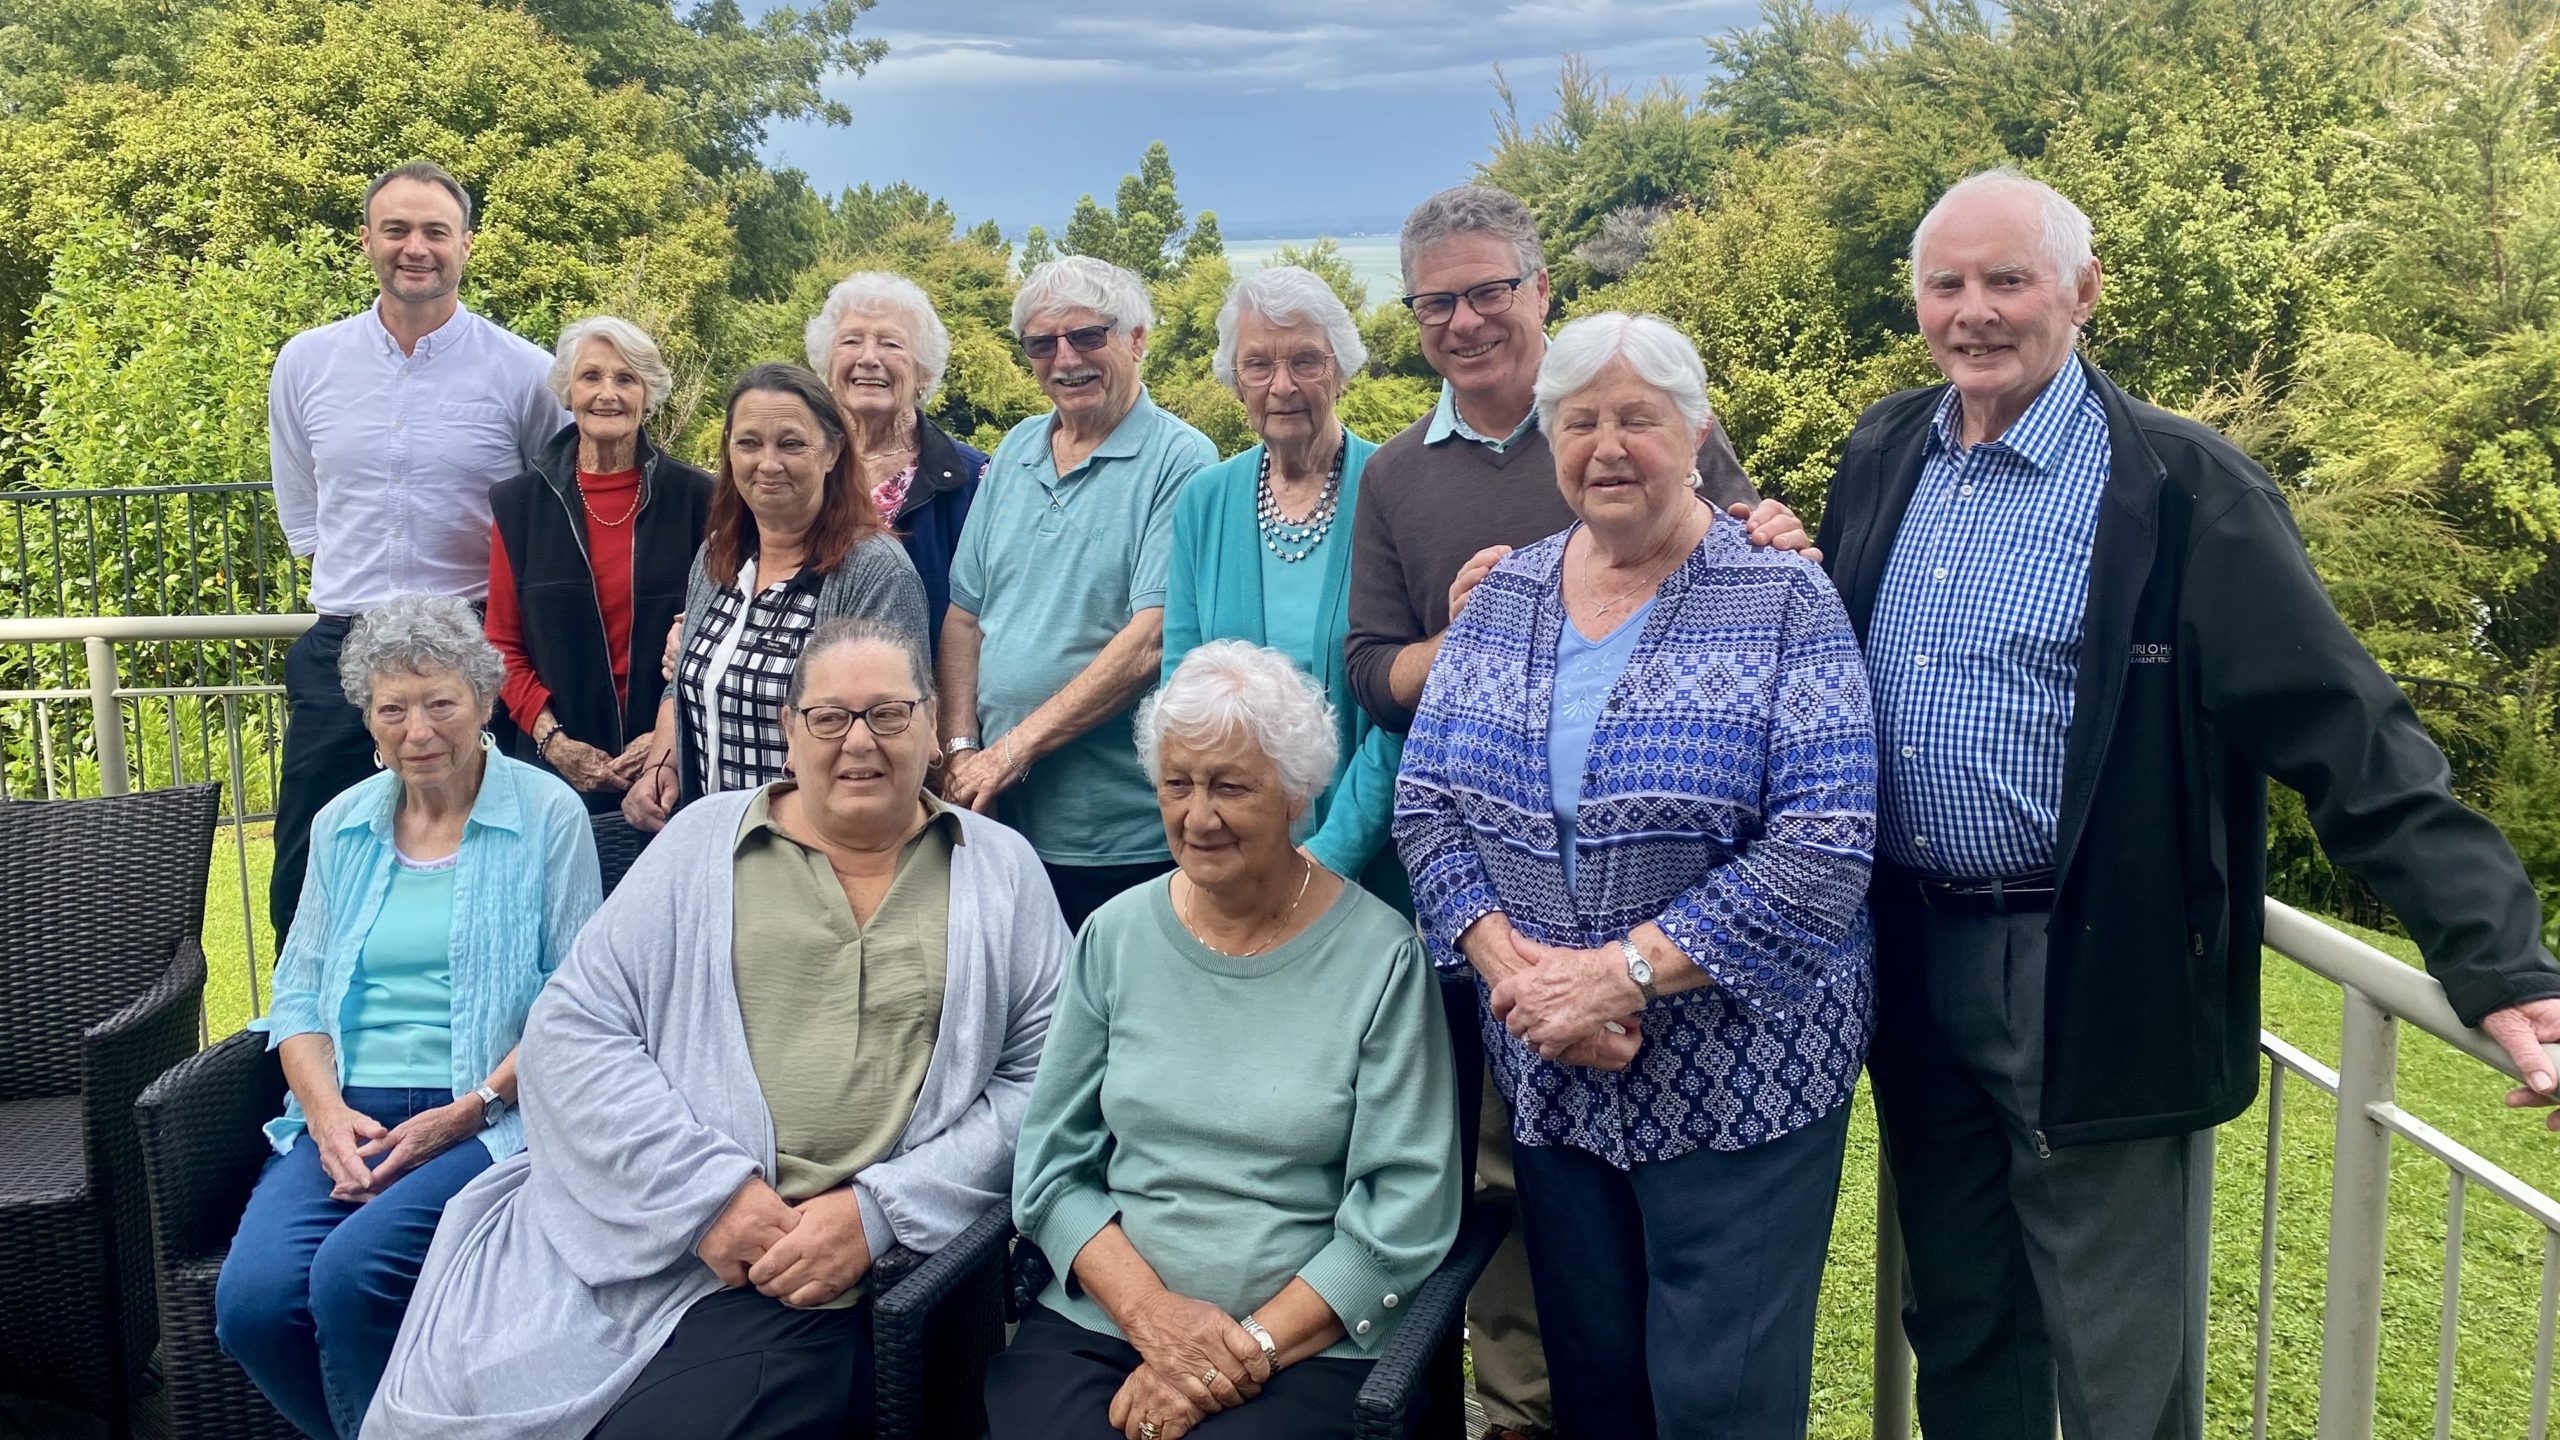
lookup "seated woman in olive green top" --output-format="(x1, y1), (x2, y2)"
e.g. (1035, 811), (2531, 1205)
(989, 640), (1462, 1440)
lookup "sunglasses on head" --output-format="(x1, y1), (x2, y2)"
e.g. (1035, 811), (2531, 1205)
(1020, 324), (1114, 360)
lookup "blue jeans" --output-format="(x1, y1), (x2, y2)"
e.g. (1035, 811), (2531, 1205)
(215, 1086), (495, 1438)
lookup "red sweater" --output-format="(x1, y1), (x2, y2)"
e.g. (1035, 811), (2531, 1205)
(487, 468), (641, 732)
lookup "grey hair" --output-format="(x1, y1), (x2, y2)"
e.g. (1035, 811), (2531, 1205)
(338, 594), (504, 708)
(1909, 168), (2097, 299)
(803, 271), (953, 404)
(548, 316), (674, 414)
(1533, 312), (1714, 436)
(1398, 185), (1544, 293)
(1136, 641), (1338, 806)
(786, 617), (936, 711)
(1212, 266), (1369, 391)
(1011, 255), (1154, 337)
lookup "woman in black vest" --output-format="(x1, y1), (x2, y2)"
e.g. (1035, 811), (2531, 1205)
(486, 316), (714, 813)
(802, 270), (984, 652)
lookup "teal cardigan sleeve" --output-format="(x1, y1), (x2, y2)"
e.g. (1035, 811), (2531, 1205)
(1292, 933), (1461, 1351)
(1161, 466), (1215, 685)
(1303, 724), (1402, 879)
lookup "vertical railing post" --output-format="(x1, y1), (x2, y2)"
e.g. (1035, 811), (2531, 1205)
(84, 634), (128, 796)
(1875, 1164), (1914, 1440)
(2317, 988), (2399, 1440)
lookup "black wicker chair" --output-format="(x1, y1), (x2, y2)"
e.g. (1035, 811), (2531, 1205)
(0, 782), (220, 1435)
(134, 1030), (297, 1439)
(589, 811), (650, 898)
(870, 1204), (1015, 1440)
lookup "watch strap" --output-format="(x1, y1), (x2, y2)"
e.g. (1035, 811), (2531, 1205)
(1618, 936), (1658, 1004)
(1238, 1314), (1279, 1369)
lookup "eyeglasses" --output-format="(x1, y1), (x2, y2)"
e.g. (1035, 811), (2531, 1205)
(1234, 351), (1335, 387)
(792, 699), (927, 740)
(1019, 324), (1114, 360)
(1401, 277), (1526, 327)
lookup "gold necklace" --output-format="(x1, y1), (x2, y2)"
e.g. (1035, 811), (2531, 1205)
(1178, 856), (1315, 958)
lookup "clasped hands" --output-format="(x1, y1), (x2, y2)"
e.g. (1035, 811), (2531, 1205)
(311, 1097), (479, 1204)
(1105, 1290), (1273, 1440)
(695, 1177), (872, 1309)
(1463, 912), (1646, 1070)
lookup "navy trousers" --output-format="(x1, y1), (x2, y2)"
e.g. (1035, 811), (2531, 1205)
(214, 1087), (494, 1439)
(270, 617), (373, 943)
(588, 1287), (876, 1440)
(984, 1304), (1377, 1440)
(1511, 1102), (1852, 1440)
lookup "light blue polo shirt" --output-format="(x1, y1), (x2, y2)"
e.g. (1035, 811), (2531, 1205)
(951, 389), (1215, 866)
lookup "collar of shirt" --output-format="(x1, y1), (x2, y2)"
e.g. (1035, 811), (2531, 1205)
(338, 735), (524, 840)
(364, 298), (477, 361)
(734, 783), (969, 854)
(1425, 380), (1537, 453)
(1926, 355), (2092, 474)
(1026, 387), (1164, 483)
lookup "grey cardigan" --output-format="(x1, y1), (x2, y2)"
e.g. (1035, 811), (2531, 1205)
(675, 531), (929, 804)
(364, 786), (1066, 1439)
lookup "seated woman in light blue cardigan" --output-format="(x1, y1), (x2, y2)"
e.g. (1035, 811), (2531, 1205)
(1160, 265), (1407, 910)
(217, 595), (600, 1440)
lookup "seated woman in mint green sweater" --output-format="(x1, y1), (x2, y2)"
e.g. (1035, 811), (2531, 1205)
(990, 641), (1462, 1440)
(218, 595), (601, 1440)
(1160, 266), (1406, 912)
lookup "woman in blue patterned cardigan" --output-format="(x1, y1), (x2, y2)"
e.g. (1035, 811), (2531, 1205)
(1393, 313), (1877, 1439)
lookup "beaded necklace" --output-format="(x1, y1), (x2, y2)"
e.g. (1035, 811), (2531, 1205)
(1254, 430), (1348, 563)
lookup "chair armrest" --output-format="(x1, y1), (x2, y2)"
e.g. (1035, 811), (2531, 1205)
(874, 1204), (1014, 1325)
(1352, 1199), (1510, 1440)
(82, 937), (208, 1178)
(136, 1028), (287, 1267)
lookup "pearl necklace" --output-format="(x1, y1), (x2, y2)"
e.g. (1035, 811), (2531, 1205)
(1255, 433), (1347, 564)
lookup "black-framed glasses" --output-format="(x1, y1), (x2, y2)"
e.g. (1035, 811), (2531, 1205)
(1234, 351), (1335, 387)
(792, 699), (927, 740)
(1020, 324), (1114, 360)
(1401, 277), (1526, 327)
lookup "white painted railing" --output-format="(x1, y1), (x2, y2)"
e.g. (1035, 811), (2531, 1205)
(4, 617), (2557, 1437)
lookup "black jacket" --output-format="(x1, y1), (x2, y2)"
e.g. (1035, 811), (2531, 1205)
(489, 423), (713, 813)
(895, 414), (985, 656)
(1816, 357), (2560, 1146)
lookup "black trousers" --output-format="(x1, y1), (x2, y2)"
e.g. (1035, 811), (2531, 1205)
(270, 617), (373, 942)
(1043, 859), (1175, 933)
(984, 1305), (1371, 1440)
(587, 1287), (875, 1440)
(1510, 1103), (1851, 1440)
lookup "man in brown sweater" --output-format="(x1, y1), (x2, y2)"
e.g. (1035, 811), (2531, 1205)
(1349, 184), (1811, 1440)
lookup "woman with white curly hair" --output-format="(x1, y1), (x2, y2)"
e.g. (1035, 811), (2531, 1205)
(990, 640), (1462, 1440)
(1160, 266), (1409, 911)
(806, 271), (986, 649)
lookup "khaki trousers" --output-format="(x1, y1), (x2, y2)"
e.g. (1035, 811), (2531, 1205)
(1469, 1068), (1552, 1434)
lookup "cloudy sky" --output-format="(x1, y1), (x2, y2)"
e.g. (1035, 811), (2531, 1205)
(760, 0), (1898, 239)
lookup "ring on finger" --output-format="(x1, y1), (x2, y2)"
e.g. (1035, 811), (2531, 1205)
(1199, 1367), (1221, 1390)
(1139, 1423), (1160, 1440)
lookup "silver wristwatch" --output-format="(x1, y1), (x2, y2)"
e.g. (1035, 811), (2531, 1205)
(1238, 1314), (1279, 1369)
(944, 736), (981, 756)
(1619, 937), (1658, 1004)
(473, 1085), (508, 1129)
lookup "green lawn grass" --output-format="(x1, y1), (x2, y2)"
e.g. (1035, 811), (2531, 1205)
(188, 834), (2555, 1434)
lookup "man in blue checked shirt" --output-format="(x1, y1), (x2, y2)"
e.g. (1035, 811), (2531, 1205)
(1814, 168), (2560, 1440)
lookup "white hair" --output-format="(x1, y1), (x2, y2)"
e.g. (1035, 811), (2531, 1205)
(547, 316), (674, 413)
(1399, 185), (1544, 293)
(1212, 266), (1369, 391)
(803, 271), (953, 404)
(1136, 641), (1338, 807)
(339, 594), (504, 708)
(1533, 312), (1714, 437)
(1909, 167), (2097, 299)
(1011, 255), (1154, 337)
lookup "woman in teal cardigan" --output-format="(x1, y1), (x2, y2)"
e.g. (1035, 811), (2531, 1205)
(1162, 266), (1408, 909)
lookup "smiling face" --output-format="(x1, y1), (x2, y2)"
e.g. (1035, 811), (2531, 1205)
(1231, 312), (1341, 449)
(1155, 726), (1304, 895)
(1408, 232), (1549, 404)
(827, 306), (923, 427)
(724, 388), (839, 536)
(785, 640), (936, 840)
(568, 337), (646, 452)
(1024, 305), (1144, 427)
(1550, 360), (1707, 537)
(365, 664), (492, 792)
(1914, 186), (2102, 442)
(361, 178), (471, 310)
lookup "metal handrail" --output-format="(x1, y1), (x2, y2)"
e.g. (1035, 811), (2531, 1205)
(3, 616), (2558, 1437)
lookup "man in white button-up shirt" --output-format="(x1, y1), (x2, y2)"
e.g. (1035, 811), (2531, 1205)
(266, 161), (563, 940)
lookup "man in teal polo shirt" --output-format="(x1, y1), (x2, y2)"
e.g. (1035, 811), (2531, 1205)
(939, 256), (1217, 929)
